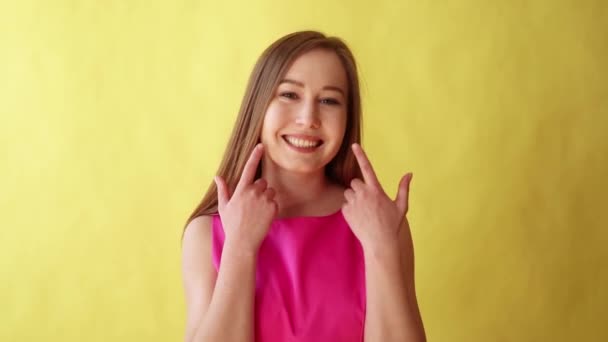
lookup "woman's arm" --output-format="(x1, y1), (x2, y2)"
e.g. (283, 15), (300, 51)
(363, 218), (426, 342)
(182, 145), (276, 342)
(182, 216), (257, 342)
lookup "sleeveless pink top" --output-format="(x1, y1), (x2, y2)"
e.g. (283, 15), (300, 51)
(211, 209), (366, 342)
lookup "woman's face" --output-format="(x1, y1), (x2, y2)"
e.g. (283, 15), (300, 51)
(260, 48), (348, 175)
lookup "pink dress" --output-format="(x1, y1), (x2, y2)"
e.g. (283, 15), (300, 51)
(211, 209), (366, 342)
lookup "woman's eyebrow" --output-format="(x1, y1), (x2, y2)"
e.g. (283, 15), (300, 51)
(280, 79), (345, 96)
(280, 78), (305, 87)
(323, 85), (345, 96)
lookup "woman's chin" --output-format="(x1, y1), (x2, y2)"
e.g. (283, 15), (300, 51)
(276, 161), (326, 175)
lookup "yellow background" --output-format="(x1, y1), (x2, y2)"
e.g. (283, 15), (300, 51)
(1, 1), (607, 341)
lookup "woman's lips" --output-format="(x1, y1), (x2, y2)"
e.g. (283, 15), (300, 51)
(282, 135), (324, 152)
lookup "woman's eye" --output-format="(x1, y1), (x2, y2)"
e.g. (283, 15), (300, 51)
(280, 92), (298, 99)
(320, 98), (340, 105)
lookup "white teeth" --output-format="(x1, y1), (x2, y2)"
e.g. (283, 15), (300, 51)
(284, 136), (320, 148)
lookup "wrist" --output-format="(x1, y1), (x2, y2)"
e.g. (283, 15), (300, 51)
(362, 239), (400, 263)
(361, 234), (400, 257)
(223, 237), (260, 259)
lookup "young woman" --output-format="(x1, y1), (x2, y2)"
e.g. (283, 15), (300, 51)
(181, 31), (426, 342)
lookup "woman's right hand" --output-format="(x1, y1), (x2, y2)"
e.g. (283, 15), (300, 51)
(214, 144), (277, 252)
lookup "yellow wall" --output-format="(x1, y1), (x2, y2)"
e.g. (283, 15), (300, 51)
(2, 1), (606, 341)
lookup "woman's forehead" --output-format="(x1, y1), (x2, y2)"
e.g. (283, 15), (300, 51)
(282, 49), (348, 90)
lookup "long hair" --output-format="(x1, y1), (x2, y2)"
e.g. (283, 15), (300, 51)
(183, 30), (363, 234)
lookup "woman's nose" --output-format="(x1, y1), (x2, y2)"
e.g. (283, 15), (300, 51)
(295, 100), (321, 128)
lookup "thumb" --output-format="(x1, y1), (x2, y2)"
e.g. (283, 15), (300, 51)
(214, 176), (230, 209)
(394, 172), (412, 215)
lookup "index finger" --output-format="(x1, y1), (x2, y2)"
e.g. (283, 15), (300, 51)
(235, 144), (264, 193)
(352, 143), (380, 187)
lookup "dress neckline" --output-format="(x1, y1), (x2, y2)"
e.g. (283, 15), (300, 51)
(274, 207), (343, 221)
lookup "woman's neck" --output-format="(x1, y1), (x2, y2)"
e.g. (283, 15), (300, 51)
(261, 164), (342, 217)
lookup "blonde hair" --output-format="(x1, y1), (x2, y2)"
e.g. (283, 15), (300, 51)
(183, 30), (363, 233)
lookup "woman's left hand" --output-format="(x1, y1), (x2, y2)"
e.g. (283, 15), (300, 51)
(342, 143), (413, 252)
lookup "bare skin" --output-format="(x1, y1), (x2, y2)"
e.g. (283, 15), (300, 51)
(344, 143), (426, 341)
(183, 145), (274, 342)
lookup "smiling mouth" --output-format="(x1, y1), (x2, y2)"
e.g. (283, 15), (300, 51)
(282, 135), (324, 149)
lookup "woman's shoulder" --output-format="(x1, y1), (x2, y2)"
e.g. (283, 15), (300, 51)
(188, 214), (214, 226)
(183, 215), (216, 239)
